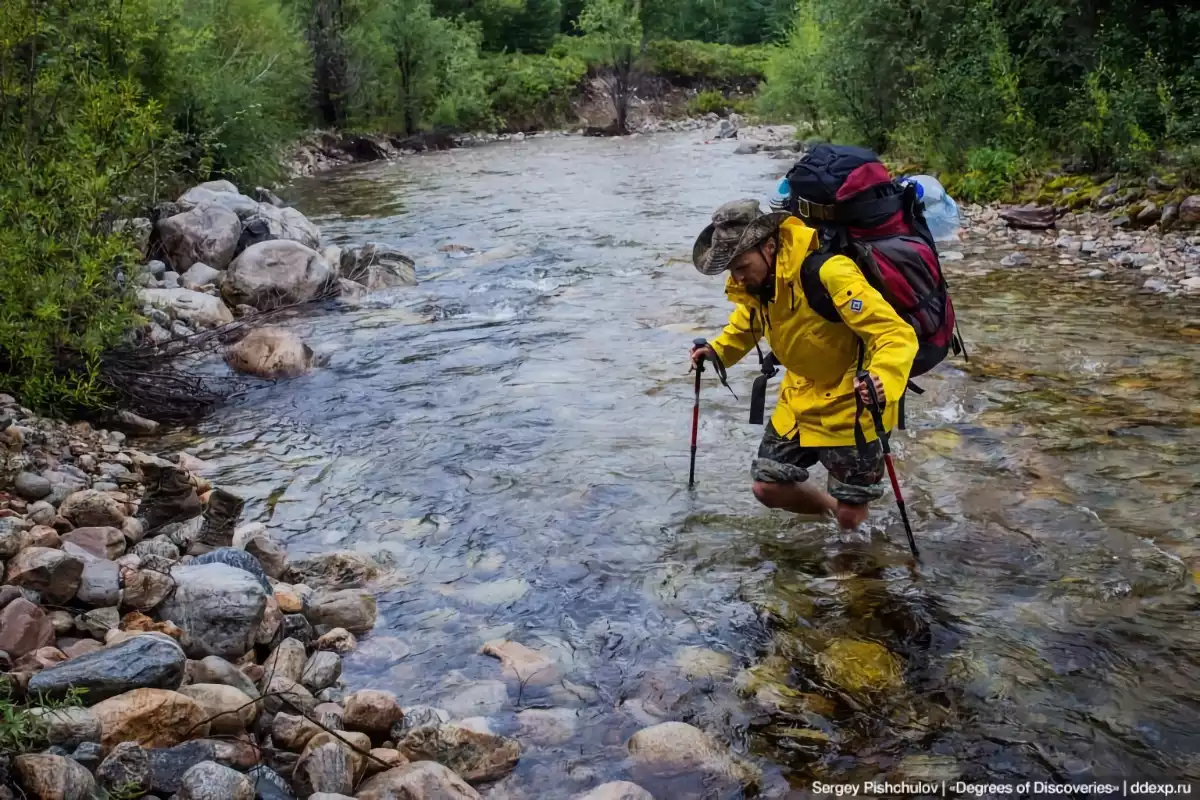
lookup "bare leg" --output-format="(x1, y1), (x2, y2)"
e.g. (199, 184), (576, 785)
(834, 501), (869, 530)
(752, 481), (838, 517)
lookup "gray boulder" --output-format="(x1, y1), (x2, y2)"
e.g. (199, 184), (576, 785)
(76, 558), (122, 606)
(156, 204), (242, 272)
(155, 563), (267, 658)
(96, 741), (151, 796)
(340, 243), (417, 290)
(15, 472), (52, 501)
(179, 761), (254, 800)
(223, 240), (335, 310)
(180, 263), (223, 289)
(193, 548), (272, 592)
(27, 706), (101, 748)
(138, 288), (234, 329)
(306, 589), (376, 634)
(178, 187), (260, 219)
(245, 204), (320, 250)
(188, 655), (261, 699)
(28, 633), (186, 701)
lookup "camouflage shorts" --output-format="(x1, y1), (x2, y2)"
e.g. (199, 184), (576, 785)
(751, 422), (885, 505)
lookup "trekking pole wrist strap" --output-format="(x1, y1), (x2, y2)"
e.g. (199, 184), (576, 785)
(748, 352), (779, 425)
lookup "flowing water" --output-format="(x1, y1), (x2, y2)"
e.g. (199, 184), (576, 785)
(166, 134), (1200, 797)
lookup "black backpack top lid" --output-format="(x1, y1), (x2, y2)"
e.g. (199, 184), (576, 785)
(784, 144), (900, 224)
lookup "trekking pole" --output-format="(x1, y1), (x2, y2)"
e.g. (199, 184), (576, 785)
(857, 370), (919, 560)
(688, 338), (707, 490)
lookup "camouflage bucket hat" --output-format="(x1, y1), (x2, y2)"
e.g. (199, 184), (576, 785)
(692, 199), (791, 276)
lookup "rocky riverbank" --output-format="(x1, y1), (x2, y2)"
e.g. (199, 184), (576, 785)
(0, 399), (771, 799)
(121, 179), (419, 385)
(952, 204), (1200, 295)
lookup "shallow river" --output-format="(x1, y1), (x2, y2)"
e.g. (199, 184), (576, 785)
(168, 134), (1200, 797)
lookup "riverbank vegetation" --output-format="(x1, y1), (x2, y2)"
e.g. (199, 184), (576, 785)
(758, 0), (1200, 202)
(4, 0), (1200, 414)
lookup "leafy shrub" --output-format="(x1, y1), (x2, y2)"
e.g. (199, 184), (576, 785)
(0, 0), (167, 415)
(487, 52), (588, 130)
(348, 0), (492, 134)
(641, 39), (773, 82)
(755, 5), (828, 134)
(948, 147), (1032, 203)
(688, 89), (728, 115)
(154, 0), (313, 186)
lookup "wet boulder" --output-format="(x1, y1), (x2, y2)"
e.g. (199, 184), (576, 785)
(187, 654), (261, 699)
(574, 783), (654, 800)
(343, 690), (404, 739)
(300, 650), (342, 694)
(223, 240), (335, 310)
(339, 244), (416, 290)
(225, 328), (314, 379)
(156, 204), (242, 272)
(96, 741), (151, 797)
(627, 721), (759, 790)
(245, 205), (320, 251)
(62, 526), (126, 560)
(814, 638), (903, 693)
(1180, 194), (1200, 225)
(138, 288), (234, 329)
(286, 550), (382, 589)
(306, 589), (376, 634)
(177, 186), (260, 219)
(179, 683), (258, 734)
(396, 723), (519, 783)
(262, 637), (308, 683)
(28, 633), (186, 701)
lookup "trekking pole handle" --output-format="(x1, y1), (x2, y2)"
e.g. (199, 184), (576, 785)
(692, 337), (708, 372)
(857, 369), (888, 436)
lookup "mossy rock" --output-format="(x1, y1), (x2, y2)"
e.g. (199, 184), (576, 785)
(814, 638), (903, 693)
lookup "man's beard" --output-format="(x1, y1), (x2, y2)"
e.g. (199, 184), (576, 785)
(750, 270), (776, 303)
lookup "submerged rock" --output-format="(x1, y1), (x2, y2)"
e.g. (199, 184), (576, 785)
(226, 328), (314, 379)
(627, 721), (758, 789)
(815, 638), (903, 693)
(396, 724), (520, 783)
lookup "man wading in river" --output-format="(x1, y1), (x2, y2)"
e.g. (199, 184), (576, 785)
(690, 199), (918, 529)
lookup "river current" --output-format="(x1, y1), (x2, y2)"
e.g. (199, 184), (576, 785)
(164, 133), (1200, 797)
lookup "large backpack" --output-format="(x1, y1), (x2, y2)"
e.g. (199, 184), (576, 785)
(749, 144), (966, 430)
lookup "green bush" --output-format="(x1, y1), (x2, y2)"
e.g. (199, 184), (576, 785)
(0, 0), (167, 415)
(487, 52), (588, 130)
(688, 89), (728, 115)
(641, 39), (773, 82)
(755, 5), (828, 134)
(153, 0), (313, 187)
(948, 148), (1033, 203)
(347, 0), (492, 134)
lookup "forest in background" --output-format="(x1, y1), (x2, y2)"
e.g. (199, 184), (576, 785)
(3, 0), (1200, 414)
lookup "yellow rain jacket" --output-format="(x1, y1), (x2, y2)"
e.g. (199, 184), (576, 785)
(709, 217), (918, 447)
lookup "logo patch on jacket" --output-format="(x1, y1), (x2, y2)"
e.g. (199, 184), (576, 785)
(849, 298), (864, 312)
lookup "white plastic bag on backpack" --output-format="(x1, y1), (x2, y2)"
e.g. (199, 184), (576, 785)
(903, 175), (961, 242)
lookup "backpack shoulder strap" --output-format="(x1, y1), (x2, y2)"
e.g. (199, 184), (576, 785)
(799, 251), (843, 324)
